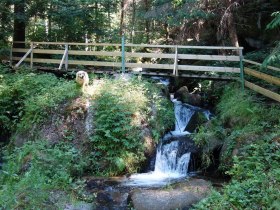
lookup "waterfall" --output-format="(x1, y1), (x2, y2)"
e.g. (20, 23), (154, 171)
(154, 141), (191, 176)
(171, 100), (195, 135)
(123, 98), (202, 187)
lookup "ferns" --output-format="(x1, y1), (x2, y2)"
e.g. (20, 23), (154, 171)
(266, 11), (280, 30)
(263, 11), (280, 67)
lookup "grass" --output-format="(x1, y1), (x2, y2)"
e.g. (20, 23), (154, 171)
(0, 66), (79, 135)
(193, 84), (280, 209)
(88, 77), (174, 175)
(0, 66), (175, 208)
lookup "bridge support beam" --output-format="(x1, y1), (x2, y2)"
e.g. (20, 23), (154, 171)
(121, 35), (125, 73)
(239, 49), (245, 92)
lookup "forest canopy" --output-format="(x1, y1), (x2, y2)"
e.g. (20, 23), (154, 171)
(0, 0), (279, 49)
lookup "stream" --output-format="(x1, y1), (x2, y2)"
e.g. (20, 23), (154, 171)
(122, 98), (209, 187)
(86, 78), (214, 209)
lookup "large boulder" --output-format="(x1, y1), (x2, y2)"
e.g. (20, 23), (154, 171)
(174, 86), (202, 106)
(130, 178), (211, 210)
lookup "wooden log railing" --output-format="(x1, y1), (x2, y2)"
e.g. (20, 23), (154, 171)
(11, 41), (243, 80)
(243, 59), (280, 102)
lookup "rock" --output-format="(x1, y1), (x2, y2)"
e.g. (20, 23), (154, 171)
(174, 86), (189, 99)
(174, 86), (202, 106)
(186, 94), (202, 106)
(96, 190), (128, 209)
(185, 111), (209, 133)
(130, 178), (211, 210)
(64, 202), (94, 210)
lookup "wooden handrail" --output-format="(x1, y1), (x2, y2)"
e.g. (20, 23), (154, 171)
(244, 67), (280, 86)
(12, 48), (241, 61)
(245, 80), (280, 102)
(243, 59), (280, 72)
(12, 41), (243, 50)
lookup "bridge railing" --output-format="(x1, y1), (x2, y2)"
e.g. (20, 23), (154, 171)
(11, 41), (243, 80)
(243, 59), (280, 102)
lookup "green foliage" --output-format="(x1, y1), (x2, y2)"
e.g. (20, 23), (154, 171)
(193, 85), (280, 209)
(193, 136), (280, 210)
(266, 11), (280, 30)
(0, 66), (79, 134)
(90, 78), (174, 175)
(217, 86), (262, 128)
(0, 140), (90, 209)
(264, 11), (280, 67)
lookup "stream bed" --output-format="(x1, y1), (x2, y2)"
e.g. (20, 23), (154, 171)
(85, 88), (214, 209)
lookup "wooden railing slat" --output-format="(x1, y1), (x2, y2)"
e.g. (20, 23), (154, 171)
(245, 80), (280, 102)
(178, 65), (240, 73)
(243, 59), (280, 72)
(244, 67), (280, 86)
(13, 42), (243, 50)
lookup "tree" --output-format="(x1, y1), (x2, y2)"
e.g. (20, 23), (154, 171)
(13, 0), (26, 48)
(264, 11), (280, 66)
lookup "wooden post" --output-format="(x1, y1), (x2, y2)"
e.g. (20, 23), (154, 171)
(121, 35), (125, 73)
(173, 45), (178, 76)
(65, 44), (69, 70)
(59, 44), (68, 70)
(15, 47), (33, 68)
(30, 42), (34, 68)
(239, 49), (244, 92)
(10, 46), (13, 67)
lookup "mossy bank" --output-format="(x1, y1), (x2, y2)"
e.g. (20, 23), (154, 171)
(0, 66), (174, 209)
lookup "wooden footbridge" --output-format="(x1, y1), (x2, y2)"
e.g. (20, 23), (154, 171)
(11, 41), (280, 102)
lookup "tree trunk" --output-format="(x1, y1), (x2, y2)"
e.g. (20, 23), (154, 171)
(228, 12), (239, 47)
(144, 0), (150, 43)
(47, 2), (52, 41)
(219, 0), (239, 47)
(120, 0), (125, 36)
(131, 0), (136, 43)
(13, 0), (26, 48)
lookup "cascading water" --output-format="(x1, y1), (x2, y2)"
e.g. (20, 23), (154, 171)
(171, 100), (195, 135)
(123, 97), (206, 187)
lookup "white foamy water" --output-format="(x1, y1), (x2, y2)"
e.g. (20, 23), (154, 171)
(123, 99), (194, 187)
(122, 93), (213, 187)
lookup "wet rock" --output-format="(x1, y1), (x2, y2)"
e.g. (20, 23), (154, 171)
(96, 190), (128, 210)
(174, 86), (189, 99)
(130, 178), (211, 210)
(186, 111), (209, 133)
(174, 86), (202, 106)
(64, 202), (94, 210)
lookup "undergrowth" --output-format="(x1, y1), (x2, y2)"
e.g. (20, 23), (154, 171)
(0, 140), (92, 209)
(90, 78), (174, 175)
(193, 84), (280, 209)
(0, 68), (174, 208)
(0, 66), (79, 135)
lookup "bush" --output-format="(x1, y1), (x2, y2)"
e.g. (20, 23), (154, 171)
(193, 85), (280, 209)
(193, 136), (280, 209)
(0, 66), (79, 134)
(90, 78), (174, 175)
(0, 140), (90, 209)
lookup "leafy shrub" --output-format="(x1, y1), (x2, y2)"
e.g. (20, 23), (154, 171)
(217, 86), (262, 128)
(0, 66), (79, 134)
(193, 85), (280, 209)
(90, 78), (174, 175)
(193, 136), (280, 209)
(0, 140), (90, 209)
